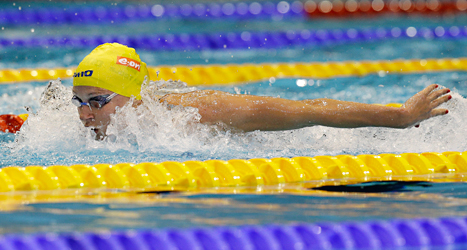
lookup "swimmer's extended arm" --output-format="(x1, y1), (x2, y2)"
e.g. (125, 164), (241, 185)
(162, 84), (451, 132)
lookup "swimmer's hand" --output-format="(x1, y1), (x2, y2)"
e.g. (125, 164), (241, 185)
(400, 84), (451, 128)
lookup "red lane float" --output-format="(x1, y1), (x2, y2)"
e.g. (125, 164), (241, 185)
(304, 0), (467, 18)
(0, 114), (27, 133)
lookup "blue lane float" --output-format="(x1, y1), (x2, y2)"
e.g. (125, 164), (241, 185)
(2, 0), (465, 26)
(1, 25), (466, 51)
(1, 216), (467, 249)
(0, 1), (304, 25)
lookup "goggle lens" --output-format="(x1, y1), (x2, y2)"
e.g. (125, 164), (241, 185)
(71, 96), (83, 107)
(71, 94), (115, 109)
(89, 100), (103, 109)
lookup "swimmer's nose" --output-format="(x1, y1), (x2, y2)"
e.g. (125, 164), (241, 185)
(78, 106), (94, 123)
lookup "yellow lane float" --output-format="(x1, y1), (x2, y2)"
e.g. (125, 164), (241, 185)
(1, 58), (466, 85)
(1, 151), (467, 193)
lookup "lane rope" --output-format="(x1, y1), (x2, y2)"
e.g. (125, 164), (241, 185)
(1, 57), (466, 85)
(1, 0), (465, 25)
(0, 150), (465, 192)
(2, 25), (466, 51)
(0, 216), (465, 249)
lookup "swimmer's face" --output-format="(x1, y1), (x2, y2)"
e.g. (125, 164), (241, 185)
(72, 86), (130, 140)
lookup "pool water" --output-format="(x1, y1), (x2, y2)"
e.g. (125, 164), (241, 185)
(1, 182), (467, 235)
(1, 0), (467, 243)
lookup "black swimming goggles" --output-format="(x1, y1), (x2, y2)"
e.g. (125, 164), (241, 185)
(71, 93), (118, 109)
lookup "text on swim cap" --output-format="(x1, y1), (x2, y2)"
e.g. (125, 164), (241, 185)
(116, 56), (141, 71)
(73, 70), (93, 78)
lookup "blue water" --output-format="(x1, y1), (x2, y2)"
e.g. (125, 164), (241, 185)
(1, 1), (467, 244)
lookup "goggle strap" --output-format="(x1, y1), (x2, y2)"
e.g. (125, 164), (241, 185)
(106, 93), (118, 102)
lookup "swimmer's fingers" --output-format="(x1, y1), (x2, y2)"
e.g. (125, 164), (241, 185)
(427, 92), (450, 119)
(430, 93), (452, 109)
(430, 108), (449, 118)
(414, 105), (447, 127)
(420, 84), (439, 97)
(404, 84), (440, 107)
(428, 88), (450, 101)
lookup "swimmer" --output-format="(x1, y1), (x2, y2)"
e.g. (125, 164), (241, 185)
(70, 43), (451, 140)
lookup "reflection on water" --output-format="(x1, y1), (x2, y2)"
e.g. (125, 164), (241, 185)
(1, 182), (467, 234)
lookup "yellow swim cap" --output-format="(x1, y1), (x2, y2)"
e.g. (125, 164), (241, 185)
(73, 43), (149, 100)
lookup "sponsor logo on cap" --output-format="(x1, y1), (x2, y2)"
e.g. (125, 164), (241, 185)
(116, 56), (141, 71)
(73, 70), (93, 78)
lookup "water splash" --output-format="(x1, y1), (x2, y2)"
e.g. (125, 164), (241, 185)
(8, 80), (91, 153)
